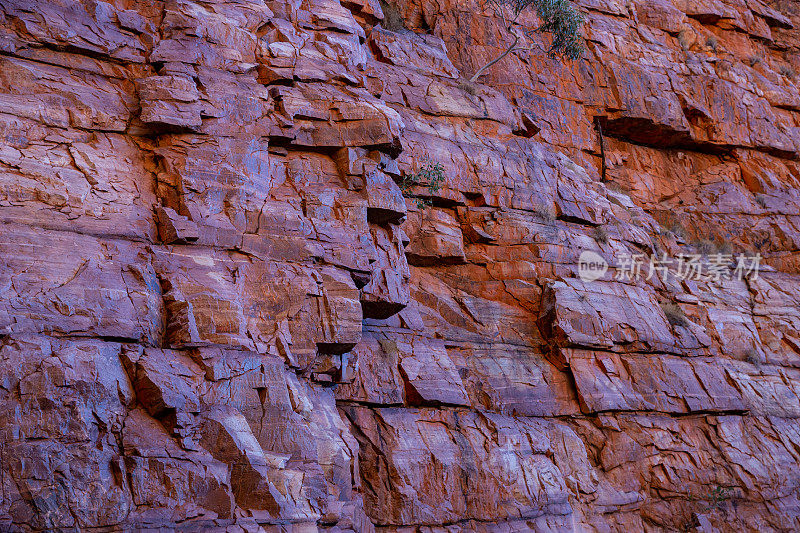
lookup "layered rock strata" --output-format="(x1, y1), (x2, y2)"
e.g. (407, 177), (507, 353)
(1, 0), (800, 530)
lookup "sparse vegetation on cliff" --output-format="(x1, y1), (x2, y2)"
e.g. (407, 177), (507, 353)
(693, 237), (733, 257)
(469, 0), (584, 82)
(533, 201), (557, 222)
(779, 64), (796, 80)
(702, 485), (738, 512)
(400, 159), (446, 208)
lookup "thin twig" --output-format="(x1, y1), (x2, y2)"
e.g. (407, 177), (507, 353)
(470, 31), (521, 82)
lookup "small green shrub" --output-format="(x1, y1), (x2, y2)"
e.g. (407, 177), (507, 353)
(702, 485), (735, 511)
(706, 36), (719, 52)
(400, 159), (445, 208)
(748, 55), (762, 67)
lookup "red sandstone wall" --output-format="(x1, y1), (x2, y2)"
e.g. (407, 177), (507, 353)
(1, 0), (799, 530)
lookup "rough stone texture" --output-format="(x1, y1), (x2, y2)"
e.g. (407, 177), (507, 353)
(1, 0), (800, 530)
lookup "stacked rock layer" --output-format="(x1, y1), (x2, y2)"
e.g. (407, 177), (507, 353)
(0, 0), (799, 530)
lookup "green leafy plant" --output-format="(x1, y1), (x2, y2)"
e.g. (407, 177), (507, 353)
(680, 485), (740, 530)
(705, 36), (719, 52)
(469, 0), (584, 82)
(702, 485), (735, 511)
(400, 159), (446, 208)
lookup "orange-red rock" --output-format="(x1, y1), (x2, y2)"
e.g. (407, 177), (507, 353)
(1, 0), (800, 530)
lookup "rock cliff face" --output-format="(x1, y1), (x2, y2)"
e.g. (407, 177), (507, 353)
(1, 0), (800, 530)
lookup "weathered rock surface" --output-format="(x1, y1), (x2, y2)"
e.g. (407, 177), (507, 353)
(1, 0), (800, 530)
